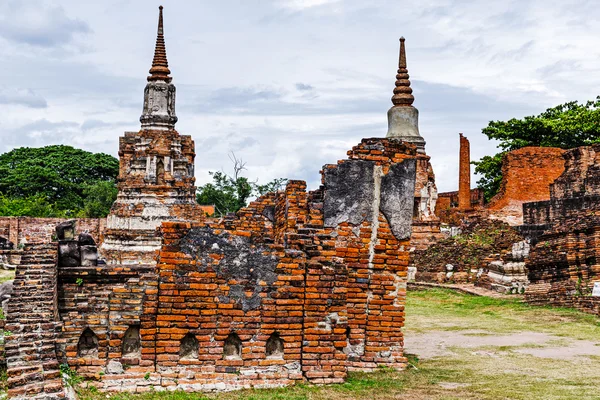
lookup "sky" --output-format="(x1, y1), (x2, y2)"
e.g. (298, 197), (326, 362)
(1, 0), (599, 192)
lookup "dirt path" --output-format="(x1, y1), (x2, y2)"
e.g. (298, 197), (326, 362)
(405, 330), (600, 360)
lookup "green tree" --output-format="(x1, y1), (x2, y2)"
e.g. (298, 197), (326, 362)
(0, 145), (119, 217)
(81, 181), (119, 218)
(197, 153), (287, 216)
(254, 178), (288, 197)
(474, 97), (600, 201)
(0, 194), (64, 217)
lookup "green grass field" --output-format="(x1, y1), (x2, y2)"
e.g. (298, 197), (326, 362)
(68, 288), (600, 399)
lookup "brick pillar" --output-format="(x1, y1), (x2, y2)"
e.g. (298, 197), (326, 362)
(458, 133), (471, 210)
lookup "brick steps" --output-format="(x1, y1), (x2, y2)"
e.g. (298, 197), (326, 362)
(6, 243), (66, 399)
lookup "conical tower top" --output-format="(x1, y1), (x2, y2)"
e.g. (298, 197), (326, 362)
(148, 6), (171, 82)
(391, 37), (414, 106)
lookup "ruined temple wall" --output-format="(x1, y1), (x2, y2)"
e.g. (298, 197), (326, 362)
(435, 189), (485, 225)
(38, 138), (415, 394)
(487, 147), (566, 225)
(0, 217), (106, 247)
(522, 145), (600, 314)
(525, 226), (600, 316)
(410, 154), (444, 251)
(56, 266), (157, 380)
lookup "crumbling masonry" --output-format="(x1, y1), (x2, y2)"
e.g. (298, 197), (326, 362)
(5, 8), (418, 398)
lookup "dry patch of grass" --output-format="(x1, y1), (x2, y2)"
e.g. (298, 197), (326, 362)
(0, 269), (14, 283)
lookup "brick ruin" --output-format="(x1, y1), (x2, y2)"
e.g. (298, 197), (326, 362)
(5, 8), (419, 398)
(435, 133), (485, 225)
(9, 6), (600, 399)
(417, 135), (600, 300)
(486, 147), (566, 225)
(416, 136), (567, 293)
(523, 144), (600, 314)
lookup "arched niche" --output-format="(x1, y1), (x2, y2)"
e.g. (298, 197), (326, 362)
(223, 332), (242, 360)
(179, 333), (199, 360)
(265, 332), (284, 359)
(122, 325), (141, 357)
(77, 327), (99, 357)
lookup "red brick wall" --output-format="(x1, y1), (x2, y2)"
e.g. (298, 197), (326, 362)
(49, 138), (416, 393)
(487, 147), (565, 225)
(0, 217), (106, 246)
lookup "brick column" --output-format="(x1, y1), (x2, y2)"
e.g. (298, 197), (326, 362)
(458, 133), (471, 210)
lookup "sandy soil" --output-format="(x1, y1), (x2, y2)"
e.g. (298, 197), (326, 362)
(405, 329), (600, 361)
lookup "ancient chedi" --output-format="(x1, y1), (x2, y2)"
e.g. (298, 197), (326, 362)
(100, 6), (204, 265)
(386, 38), (442, 250)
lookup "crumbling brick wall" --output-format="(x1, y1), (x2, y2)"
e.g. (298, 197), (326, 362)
(0, 217), (106, 248)
(435, 189), (485, 225)
(523, 145), (600, 315)
(6, 243), (66, 399)
(7, 138), (417, 395)
(487, 147), (565, 226)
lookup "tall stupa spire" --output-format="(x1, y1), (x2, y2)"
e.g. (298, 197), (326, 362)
(386, 37), (425, 152)
(391, 37), (414, 106)
(140, 5), (178, 130)
(148, 5), (171, 82)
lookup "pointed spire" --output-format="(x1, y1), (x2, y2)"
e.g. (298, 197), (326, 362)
(391, 37), (414, 106)
(148, 5), (172, 82)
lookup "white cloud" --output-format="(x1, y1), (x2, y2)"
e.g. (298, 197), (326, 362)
(0, 88), (47, 109)
(278, 0), (341, 11)
(2, 0), (600, 194)
(0, 0), (90, 47)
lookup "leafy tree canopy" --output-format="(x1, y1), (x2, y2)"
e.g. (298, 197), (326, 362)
(0, 145), (119, 217)
(197, 153), (287, 216)
(474, 98), (600, 201)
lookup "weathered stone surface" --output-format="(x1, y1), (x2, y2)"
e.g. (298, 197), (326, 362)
(106, 360), (124, 375)
(55, 220), (75, 241)
(380, 159), (416, 240)
(323, 160), (375, 228)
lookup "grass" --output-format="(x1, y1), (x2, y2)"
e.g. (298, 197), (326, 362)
(70, 288), (600, 399)
(0, 270), (14, 284)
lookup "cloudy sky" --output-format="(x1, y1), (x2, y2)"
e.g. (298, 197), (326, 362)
(1, 0), (598, 192)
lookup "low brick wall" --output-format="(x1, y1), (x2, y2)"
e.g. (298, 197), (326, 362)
(0, 217), (106, 247)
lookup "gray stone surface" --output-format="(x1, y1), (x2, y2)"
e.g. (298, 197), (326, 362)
(58, 241), (80, 267)
(80, 245), (98, 267)
(140, 81), (177, 130)
(386, 106), (425, 151)
(380, 159), (416, 240)
(180, 227), (279, 311)
(106, 360), (124, 374)
(323, 160), (375, 228)
(55, 220), (76, 241)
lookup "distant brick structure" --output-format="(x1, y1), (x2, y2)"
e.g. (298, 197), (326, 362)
(0, 217), (106, 248)
(458, 134), (471, 210)
(5, 9), (418, 398)
(434, 134), (484, 226)
(522, 145), (600, 315)
(487, 147), (565, 225)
